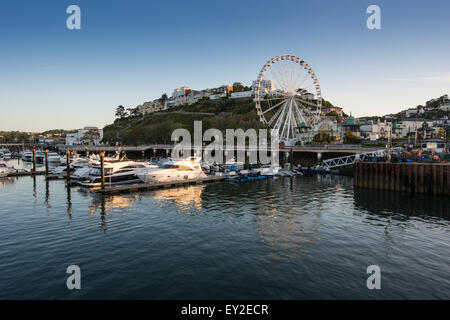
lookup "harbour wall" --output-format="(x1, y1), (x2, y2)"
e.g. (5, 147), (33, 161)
(354, 162), (450, 196)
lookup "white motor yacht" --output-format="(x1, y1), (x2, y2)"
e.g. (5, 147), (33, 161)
(21, 150), (44, 162)
(36, 151), (45, 163)
(137, 157), (207, 184)
(78, 160), (155, 187)
(51, 158), (91, 176)
(0, 149), (11, 160)
(22, 151), (33, 162)
(47, 152), (62, 163)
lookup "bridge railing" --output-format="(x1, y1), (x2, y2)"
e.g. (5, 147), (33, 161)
(319, 147), (403, 169)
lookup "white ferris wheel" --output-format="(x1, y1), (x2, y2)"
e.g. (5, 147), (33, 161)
(255, 54), (322, 142)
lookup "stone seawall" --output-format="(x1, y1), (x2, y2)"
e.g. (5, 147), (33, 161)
(354, 162), (450, 196)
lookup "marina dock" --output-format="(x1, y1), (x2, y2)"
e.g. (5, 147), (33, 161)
(95, 175), (226, 194)
(7, 170), (45, 177)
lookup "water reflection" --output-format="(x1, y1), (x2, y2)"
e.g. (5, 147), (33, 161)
(100, 195), (107, 232)
(32, 176), (37, 199)
(0, 177), (14, 188)
(89, 194), (140, 215)
(66, 184), (72, 220)
(354, 188), (450, 221)
(202, 178), (324, 260)
(45, 180), (50, 207)
(257, 179), (322, 260)
(88, 193), (141, 232)
(151, 185), (204, 214)
(256, 209), (321, 261)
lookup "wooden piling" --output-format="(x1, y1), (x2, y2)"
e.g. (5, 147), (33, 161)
(32, 148), (36, 173)
(45, 149), (49, 176)
(100, 152), (105, 190)
(66, 150), (71, 180)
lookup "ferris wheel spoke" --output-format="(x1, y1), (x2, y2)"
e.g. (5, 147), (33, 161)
(273, 103), (289, 133)
(290, 104), (299, 139)
(292, 64), (304, 90)
(294, 97), (320, 108)
(297, 72), (313, 89)
(268, 69), (287, 92)
(262, 99), (287, 114)
(274, 62), (290, 91)
(283, 61), (293, 91)
(262, 95), (287, 103)
(297, 82), (316, 94)
(292, 99), (308, 126)
(268, 105), (284, 126)
(289, 60), (295, 89)
(286, 62), (296, 94)
(283, 100), (292, 140)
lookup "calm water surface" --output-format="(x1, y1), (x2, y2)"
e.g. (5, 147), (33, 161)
(0, 160), (448, 299)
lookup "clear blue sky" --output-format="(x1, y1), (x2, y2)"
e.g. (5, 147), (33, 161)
(1, 0), (449, 131)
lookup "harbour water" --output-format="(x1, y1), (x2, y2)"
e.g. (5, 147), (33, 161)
(0, 160), (448, 299)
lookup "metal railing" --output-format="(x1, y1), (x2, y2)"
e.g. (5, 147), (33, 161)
(319, 147), (403, 169)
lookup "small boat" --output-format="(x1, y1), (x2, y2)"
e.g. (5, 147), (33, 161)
(0, 163), (14, 174)
(137, 157), (206, 184)
(22, 151), (33, 162)
(47, 152), (62, 163)
(253, 164), (280, 177)
(276, 169), (295, 177)
(0, 149), (11, 160)
(0, 168), (8, 178)
(223, 157), (245, 170)
(36, 151), (45, 163)
(21, 150), (44, 162)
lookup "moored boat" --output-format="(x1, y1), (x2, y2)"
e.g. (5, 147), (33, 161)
(78, 160), (155, 187)
(137, 157), (206, 184)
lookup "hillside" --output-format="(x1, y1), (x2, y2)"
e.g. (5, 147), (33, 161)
(102, 98), (263, 145)
(103, 97), (336, 145)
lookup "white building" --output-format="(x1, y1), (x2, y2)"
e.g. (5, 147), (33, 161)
(65, 133), (79, 146)
(301, 92), (315, 100)
(359, 121), (391, 140)
(172, 86), (190, 98)
(210, 93), (227, 100)
(66, 127), (103, 145)
(252, 79), (274, 92)
(405, 108), (424, 118)
(231, 91), (253, 99)
(439, 103), (450, 111)
(395, 119), (435, 138)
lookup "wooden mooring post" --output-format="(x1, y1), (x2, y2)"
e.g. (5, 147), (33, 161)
(32, 148), (36, 173)
(100, 152), (105, 189)
(355, 162), (449, 196)
(66, 150), (71, 180)
(45, 149), (49, 176)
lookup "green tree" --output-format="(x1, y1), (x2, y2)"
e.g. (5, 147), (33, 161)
(160, 93), (168, 102)
(233, 82), (245, 92)
(115, 105), (126, 118)
(81, 129), (101, 145)
(313, 132), (332, 144)
(343, 131), (360, 144)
